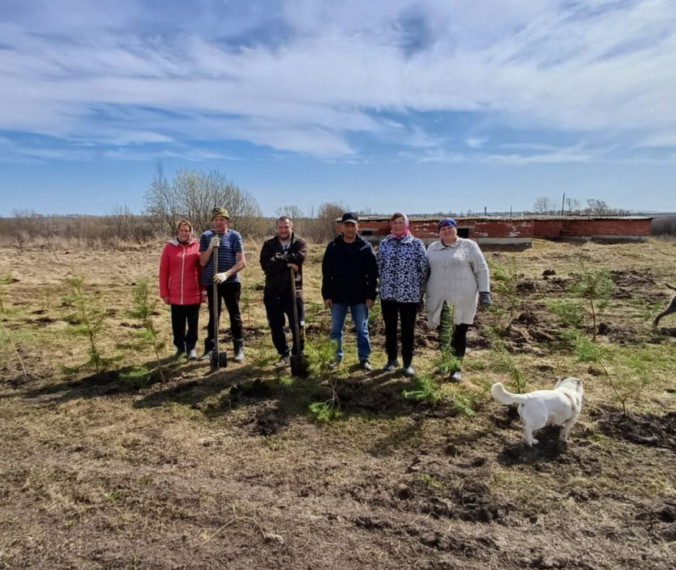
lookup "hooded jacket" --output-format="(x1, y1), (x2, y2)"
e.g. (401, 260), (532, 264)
(159, 239), (202, 305)
(321, 234), (378, 304)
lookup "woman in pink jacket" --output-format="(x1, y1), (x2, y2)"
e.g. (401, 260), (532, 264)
(159, 220), (204, 360)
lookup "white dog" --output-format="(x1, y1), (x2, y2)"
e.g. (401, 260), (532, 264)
(491, 377), (584, 446)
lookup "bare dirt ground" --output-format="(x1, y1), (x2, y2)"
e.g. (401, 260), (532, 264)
(0, 238), (675, 569)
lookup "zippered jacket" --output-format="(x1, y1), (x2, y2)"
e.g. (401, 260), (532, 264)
(159, 239), (202, 305)
(377, 234), (429, 303)
(260, 233), (308, 297)
(321, 234), (378, 304)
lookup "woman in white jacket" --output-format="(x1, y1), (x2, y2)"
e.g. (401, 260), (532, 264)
(426, 218), (491, 381)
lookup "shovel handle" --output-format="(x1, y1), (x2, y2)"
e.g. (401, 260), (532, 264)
(290, 266), (302, 355)
(212, 240), (220, 365)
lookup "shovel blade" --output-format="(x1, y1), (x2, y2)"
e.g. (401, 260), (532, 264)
(290, 355), (310, 378)
(210, 350), (228, 371)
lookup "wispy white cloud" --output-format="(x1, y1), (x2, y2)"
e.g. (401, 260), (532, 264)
(0, 0), (675, 164)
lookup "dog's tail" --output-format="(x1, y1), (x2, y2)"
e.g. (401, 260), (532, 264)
(491, 382), (527, 406)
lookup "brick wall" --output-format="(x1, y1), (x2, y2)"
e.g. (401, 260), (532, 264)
(534, 219), (652, 238)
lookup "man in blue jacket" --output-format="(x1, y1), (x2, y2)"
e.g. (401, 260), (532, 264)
(321, 212), (378, 371)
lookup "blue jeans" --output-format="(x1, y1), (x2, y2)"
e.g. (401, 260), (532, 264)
(330, 302), (371, 362)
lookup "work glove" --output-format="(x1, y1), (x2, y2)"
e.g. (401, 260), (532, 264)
(479, 291), (492, 308)
(213, 271), (230, 284)
(273, 251), (287, 262)
(210, 236), (221, 248)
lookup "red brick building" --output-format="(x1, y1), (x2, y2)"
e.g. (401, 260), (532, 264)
(339, 215), (653, 249)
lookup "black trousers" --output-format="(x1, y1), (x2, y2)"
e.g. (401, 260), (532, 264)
(438, 302), (470, 359)
(381, 300), (418, 367)
(171, 304), (200, 352)
(264, 293), (305, 356)
(204, 282), (243, 352)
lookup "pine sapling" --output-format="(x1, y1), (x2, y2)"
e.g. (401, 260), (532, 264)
(62, 274), (109, 372)
(569, 261), (613, 341)
(0, 274), (28, 382)
(126, 278), (167, 383)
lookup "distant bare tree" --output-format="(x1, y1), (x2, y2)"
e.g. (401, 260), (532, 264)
(307, 202), (345, 242)
(565, 197), (581, 214)
(108, 205), (135, 239)
(144, 164), (262, 236)
(275, 205), (304, 219)
(651, 215), (676, 236)
(586, 199), (610, 215)
(533, 196), (556, 214)
(12, 209), (43, 250)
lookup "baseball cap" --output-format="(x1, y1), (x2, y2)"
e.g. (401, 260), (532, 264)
(341, 212), (359, 224)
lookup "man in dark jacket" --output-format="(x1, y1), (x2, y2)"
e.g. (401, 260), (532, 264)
(260, 217), (308, 365)
(321, 212), (378, 371)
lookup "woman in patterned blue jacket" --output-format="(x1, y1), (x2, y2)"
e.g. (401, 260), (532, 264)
(376, 213), (429, 376)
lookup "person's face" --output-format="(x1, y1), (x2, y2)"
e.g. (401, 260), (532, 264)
(213, 215), (229, 233)
(276, 219), (292, 240)
(177, 223), (191, 242)
(342, 222), (358, 240)
(390, 216), (405, 234)
(439, 225), (457, 244)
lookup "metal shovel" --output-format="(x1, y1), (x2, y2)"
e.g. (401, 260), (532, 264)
(210, 239), (228, 371)
(289, 267), (310, 378)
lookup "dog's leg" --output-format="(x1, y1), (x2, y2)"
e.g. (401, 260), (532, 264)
(654, 293), (676, 326)
(523, 426), (538, 446)
(560, 420), (573, 442)
(560, 413), (580, 442)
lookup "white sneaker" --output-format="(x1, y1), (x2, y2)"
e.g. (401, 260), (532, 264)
(234, 349), (245, 363)
(402, 365), (416, 377)
(188, 348), (198, 361)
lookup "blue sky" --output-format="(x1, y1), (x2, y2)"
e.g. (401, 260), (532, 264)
(1, 0), (675, 217)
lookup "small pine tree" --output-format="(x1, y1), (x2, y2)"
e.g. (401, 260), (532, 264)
(62, 274), (109, 372)
(569, 261), (613, 341)
(126, 278), (167, 383)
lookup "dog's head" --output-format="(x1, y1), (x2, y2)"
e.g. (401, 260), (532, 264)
(555, 376), (584, 395)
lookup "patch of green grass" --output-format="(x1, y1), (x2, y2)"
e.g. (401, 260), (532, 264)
(119, 365), (155, 389)
(419, 473), (443, 489)
(104, 490), (122, 501)
(570, 331), (604, 362)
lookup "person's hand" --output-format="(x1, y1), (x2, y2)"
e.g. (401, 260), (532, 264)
(288, 263), (299, 272)
(213, 271), (230, 283)
(365, 299), (375, 309)
(210, 236), (221, 248)
(324, 299), (333, 309)
(163, 296), (170, 305)
(479, 291), (492, 308)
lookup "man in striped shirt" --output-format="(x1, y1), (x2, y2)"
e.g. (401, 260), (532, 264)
(200, 207), (247, 362)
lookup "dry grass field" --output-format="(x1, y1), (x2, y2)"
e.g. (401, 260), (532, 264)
(0, 237), (675, 569)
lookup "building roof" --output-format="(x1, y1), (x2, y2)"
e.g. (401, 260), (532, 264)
(340, 215), (653, 223)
